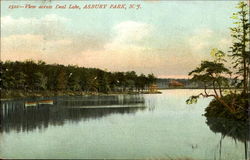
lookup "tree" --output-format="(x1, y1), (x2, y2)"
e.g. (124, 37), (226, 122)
(14, 72), (27, 90)
(125, 71), (137, 91)
(68, 73), (81, 91)
(230, 1), (250, 94)
(186, 1), (249, 116)
(34, 72), (47, 90)
(0, 59), (159, 95)
(45, 65), (58, 90)
(136, 74), (147, 91)
(147, 73), (157, 86)
(186, 50), (236, 113)
(23, 60), (38, 90)
(56, 70), (68, 91)
(114, 72), (126, 92)
(1, 65), (15, 90)
(96, 70), (110, 93)
(88, 76), (99, 92)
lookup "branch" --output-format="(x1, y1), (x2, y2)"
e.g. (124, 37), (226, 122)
(204, 83), (208, 96)
(198, 92), (216, 98)
(212, 80), (219, 98)
(189, 90), (236, 114)
(215, 80), (223, 97)
(204, 83), (212, 97)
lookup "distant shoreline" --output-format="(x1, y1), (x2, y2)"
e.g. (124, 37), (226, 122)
(0, 90), (162, 101)
(0, 88), (240, 101)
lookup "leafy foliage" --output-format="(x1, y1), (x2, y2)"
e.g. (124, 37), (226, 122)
(186, 95), (199, 104)
(188, 59), (231, 91)
(229, 1), (250, 94)
(186, 1), (249, 119)
(0, 60), (157, 93)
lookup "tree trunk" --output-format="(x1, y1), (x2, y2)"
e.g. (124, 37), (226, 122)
(242, 7), (247, 94)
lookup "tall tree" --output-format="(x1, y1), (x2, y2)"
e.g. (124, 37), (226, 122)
(230, 1), (250, 94)
(34, 72), (47, 90)
(187, 53), (235, 113)
(186, 1), (249, 115)
(1, 63), (15, 90)
(14, 72), (27, 90)
(97, 71), (110, 93)
(68, 73), (81, 91)
(147, 74), (157, 86)
(56, 70), (68, 91)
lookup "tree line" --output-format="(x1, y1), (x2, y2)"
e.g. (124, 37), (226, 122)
(0, 60), (156, 93)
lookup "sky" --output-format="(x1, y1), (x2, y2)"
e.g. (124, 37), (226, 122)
(0, 0), (243, 78)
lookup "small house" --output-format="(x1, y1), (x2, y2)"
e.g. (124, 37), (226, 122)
(168, 80), (184, 88)
(149, 84), (158, 93)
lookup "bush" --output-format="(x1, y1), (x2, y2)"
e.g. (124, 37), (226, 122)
(204, 93), (249, 121)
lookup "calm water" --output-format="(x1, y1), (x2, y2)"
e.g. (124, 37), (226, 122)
(0, 90), (248, 159)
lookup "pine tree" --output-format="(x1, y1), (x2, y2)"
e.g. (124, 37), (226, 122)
(230, 1), (250, 94)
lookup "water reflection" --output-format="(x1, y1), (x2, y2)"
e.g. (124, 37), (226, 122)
(0, 95), (147, 133)
(205, 116), (249, 160)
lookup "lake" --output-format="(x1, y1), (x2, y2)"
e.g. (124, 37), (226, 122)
(0, 89), (248, 159)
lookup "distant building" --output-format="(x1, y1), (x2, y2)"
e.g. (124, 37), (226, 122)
(168, 80), (184, 88)
(149, 84), (158, 93)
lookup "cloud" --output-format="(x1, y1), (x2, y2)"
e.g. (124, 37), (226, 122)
(105, 21), (153, 51)
(114, 21), (152, 42)
(1, 15), (107, 63)
(1, 16), (232, 78)
(188, 28), (214, 53)
(218, 37), (232, 51)
(1, 14), (69, 39)
(1, 32), (106, 63)
(65, 20), (159, 73)
(56, 21), (164, 73)
(1, 34), (72, 61)
(186, 28), (233, 62)
(88, 21), (159, 72)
